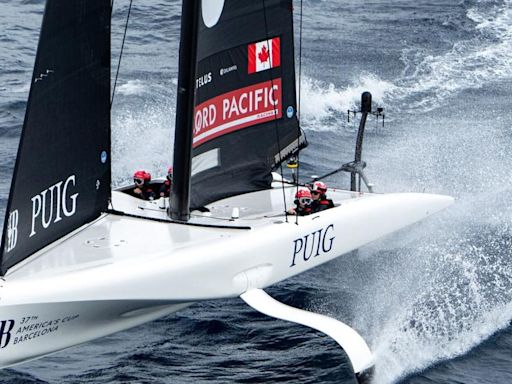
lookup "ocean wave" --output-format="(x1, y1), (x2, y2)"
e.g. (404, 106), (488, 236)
(298, 0), (512, 129)
(116, 79), (148, 96)
(299, 0), (512, 116)
(371, 222), (512, 384)
(388, 0), (512, 112)
(111, 99), (175, 187)
(299, 74), (395, 132)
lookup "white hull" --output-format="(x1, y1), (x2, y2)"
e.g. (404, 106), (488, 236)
(0, 184), (453, 368)
(0, 300), (190, 368)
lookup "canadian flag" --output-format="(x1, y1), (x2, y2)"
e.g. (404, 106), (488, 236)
(248, 37), (281, 74)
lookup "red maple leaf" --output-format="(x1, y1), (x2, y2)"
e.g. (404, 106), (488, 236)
(258, 46), (270, 64)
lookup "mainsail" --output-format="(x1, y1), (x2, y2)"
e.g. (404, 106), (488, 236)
(189, 0), (306, 208)
(0, 0), (111, 274)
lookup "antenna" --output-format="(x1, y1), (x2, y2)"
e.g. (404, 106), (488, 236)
(348, 97), (385, 131)
(339, 92), (385, 192)
(351, 92), (370, 192)
(310, 92), (382, 193)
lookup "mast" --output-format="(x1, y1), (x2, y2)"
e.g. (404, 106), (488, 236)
(169, 0), (200, 221)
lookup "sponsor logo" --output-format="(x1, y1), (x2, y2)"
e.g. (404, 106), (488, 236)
(7, 314), (79, 346)
(0, 320), (15, 348)
(100, 150), (108, 164)
(290, 224), (335, 267)
(5, 210), (19, 253)
(220, 65), (238, 76)
(30, 175), (79, 238)
(248, 37), (281, 74)
(196, 72), (212, 89)
(286, 106), (294, 119)
(193, 78), (282, 147)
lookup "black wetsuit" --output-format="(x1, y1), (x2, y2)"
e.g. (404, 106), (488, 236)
(294, 205), (313, 216)
(311, 195), (334, 213)
(159, 180), (171, 197)
(135, 186), (156, 200)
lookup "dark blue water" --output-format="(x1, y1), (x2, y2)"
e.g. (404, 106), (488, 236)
(2, 0), (512, 382)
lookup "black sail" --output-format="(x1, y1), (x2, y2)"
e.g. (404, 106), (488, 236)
(190, 0), (306, 208)
(0, 0), (111, 274)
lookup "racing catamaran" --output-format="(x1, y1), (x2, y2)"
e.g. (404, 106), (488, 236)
(0, 0), (453, 382)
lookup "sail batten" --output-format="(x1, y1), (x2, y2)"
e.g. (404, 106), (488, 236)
(189, 0), (305, 209)
(0, 0), (111, 275)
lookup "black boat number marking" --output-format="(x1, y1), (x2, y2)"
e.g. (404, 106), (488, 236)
(290, 224), (335, 267)
(30, 175), (79, 237)
(0, 314), (79, 348)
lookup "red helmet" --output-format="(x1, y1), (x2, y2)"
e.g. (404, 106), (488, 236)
(311, 181), (327, 194)
(295, 188), (312, 205)
(133, 170), (151, 185)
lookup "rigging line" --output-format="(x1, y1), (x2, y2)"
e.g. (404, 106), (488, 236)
(111, 0), (133, 109)
(297, 0), (303, 123)
(295, 0), (304, 226)
(262, 0), (289, 223)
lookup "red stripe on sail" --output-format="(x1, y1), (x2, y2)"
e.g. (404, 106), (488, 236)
(248, 43), (257, 74)
(272, 37), (280, 68)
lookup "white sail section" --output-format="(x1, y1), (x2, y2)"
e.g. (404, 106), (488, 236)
(202, 0), (225, 27)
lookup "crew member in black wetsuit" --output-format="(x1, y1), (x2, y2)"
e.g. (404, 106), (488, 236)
(310, 181), (334, 213)
(159, 167), (173, 198)
(133, 170), (156, 200)
(287, 188), (313, 216)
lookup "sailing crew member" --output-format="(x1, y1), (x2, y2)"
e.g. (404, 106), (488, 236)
(287, 188), (313, 216)
(133, 170), (156, 200)
(159, 167), (173, 198)
(310, 181), (334, 213)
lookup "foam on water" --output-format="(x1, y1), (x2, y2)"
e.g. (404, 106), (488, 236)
(299, 74), (395, 131)
(389, 0), (512, 112)
(307, 182), (512, 383)
(110, 73), (177, 187)
(299, 0), (512, 133)
(367, 222), (512, 383)
(111, 95), (175, 188)
(301, 1), (512, 382)
(303, 84), (512, 381)
(116, 79), (148, 96)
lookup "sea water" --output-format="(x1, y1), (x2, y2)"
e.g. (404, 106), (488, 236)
(1, 0), (512, 383)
